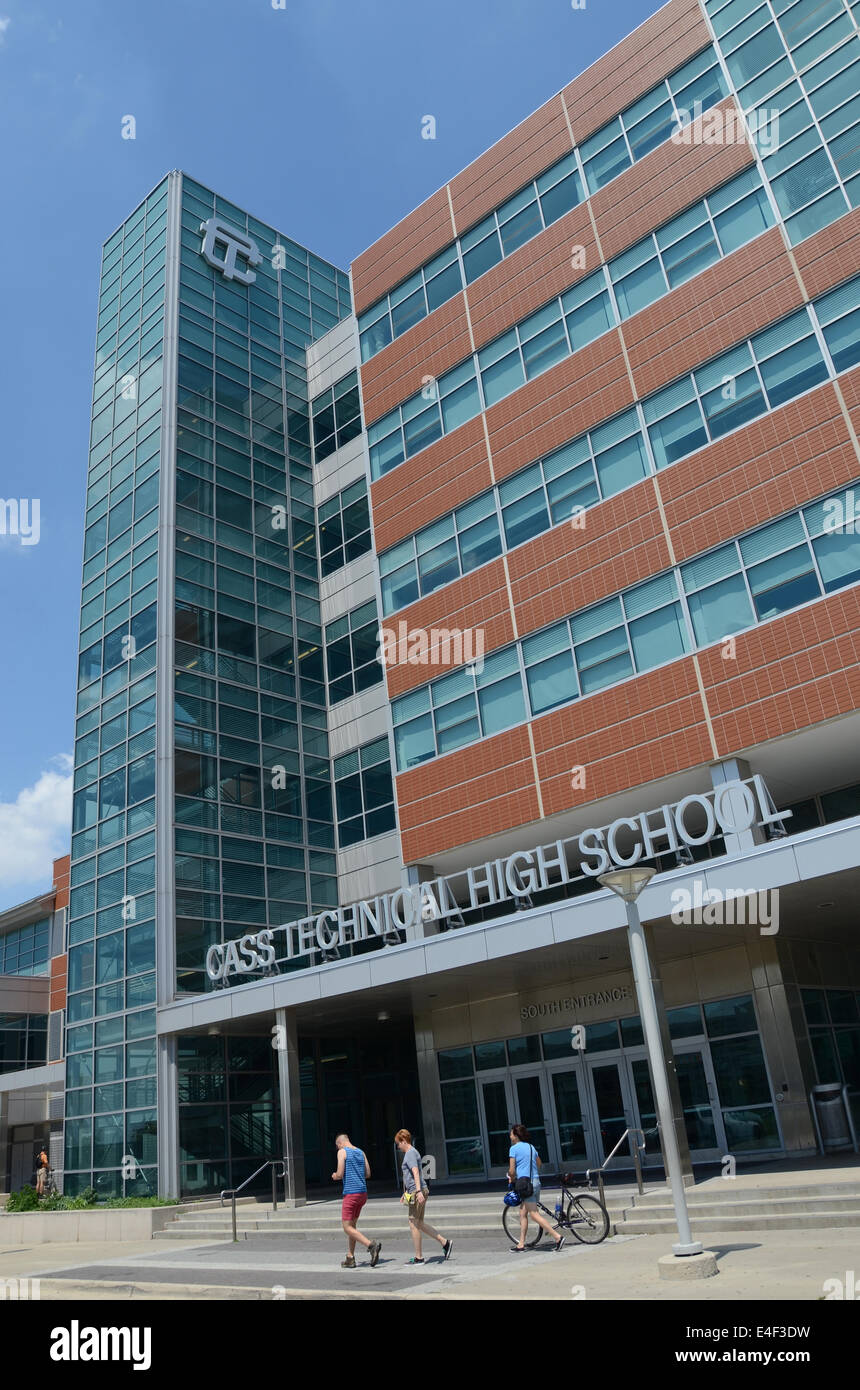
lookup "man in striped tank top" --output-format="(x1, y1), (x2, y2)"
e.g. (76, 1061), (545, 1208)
(332, 1134), (382, 1269)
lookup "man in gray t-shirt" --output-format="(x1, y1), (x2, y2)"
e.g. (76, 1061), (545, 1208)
(395, 1129), (453, 1265)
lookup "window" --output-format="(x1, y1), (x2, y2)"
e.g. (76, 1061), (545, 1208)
(325, 599), (382, 704)
(318, 480), (371, 575)
(390, 468), (860, 769)
(311, 371), (362, 462)
(334, 739), (395, 846)
(379, 492), (503, 614)
(358, 152), (586, 363)
(0, 918), (51, 977)
(581, 47), (726, 194)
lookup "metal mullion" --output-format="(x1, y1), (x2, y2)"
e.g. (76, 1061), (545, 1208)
(807, 292), (841, 377)
(672, 558), (703, 660)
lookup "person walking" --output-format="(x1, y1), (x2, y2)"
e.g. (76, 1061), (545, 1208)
(331, 1133), (381, 1268)
(395, 1128), (453, 1265)
(507, 1124), (565, 1253)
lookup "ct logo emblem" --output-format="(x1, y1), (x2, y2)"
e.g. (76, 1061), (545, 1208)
(199, 216), (262, 285)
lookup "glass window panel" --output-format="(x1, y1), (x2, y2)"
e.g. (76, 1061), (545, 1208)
(700, 368), (766, 438)
(688, 572), (755, 644)
(394, 714), (434, 770)
(629, 602), (688, 670)
(478, 672), (527, 734)
(594, 431), (648, 495)
(575, 626), (633, 693)
(525, 649), (576, 714)
(757, 333), (828, 407)
(462, 230), (503, 284)
(747, 545), (820, 618)
(812, 530), (860, 593)
(520, 320), (569, 379)
(714, 187), (774, 253)
(613, 256), (666, 318)
(661, 221), (720, 287)
(648, 400), (707, 469)
(459, 514), (503, 573)
(481, 350), (524, 406)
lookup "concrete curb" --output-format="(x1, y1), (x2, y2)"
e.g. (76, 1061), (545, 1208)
(32, 1278), (412, 1301)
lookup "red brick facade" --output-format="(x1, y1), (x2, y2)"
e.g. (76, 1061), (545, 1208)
(354, 1), (860, 863)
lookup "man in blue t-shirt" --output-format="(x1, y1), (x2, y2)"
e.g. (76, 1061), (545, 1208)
(332, 1134), (382, 1269)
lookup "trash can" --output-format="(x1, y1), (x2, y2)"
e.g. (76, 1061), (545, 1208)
(811, 1082), (854, 1152)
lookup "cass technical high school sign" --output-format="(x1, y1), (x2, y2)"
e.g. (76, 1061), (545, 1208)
(204, 775), (789, 982)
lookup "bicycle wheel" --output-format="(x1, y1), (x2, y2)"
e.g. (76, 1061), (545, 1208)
(503, 1202), (544, 1249)
(565, 1193), (610, 1244)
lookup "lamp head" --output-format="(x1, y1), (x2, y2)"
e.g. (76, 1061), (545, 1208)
(598, 866), (656, 902)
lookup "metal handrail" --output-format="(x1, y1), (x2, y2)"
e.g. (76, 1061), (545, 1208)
(220, 1156), (287, 1242)
(586, 1127), (648, 1208)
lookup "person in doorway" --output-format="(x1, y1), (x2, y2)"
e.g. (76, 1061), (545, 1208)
(331, 1134), (381, 1269)
(507, 1124), (565, 1253)
(35, 1146), (49, 1196)
(395, 1128), (453, 1264)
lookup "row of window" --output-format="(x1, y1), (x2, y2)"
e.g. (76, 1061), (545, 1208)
(0, 1013), (47, 1073)
(391, 479), (860, 770)
(366, 165), (777, 482)
(311, 370), (363, 462)
(0, 919), (50, 977)
(438, 996), (762, 1081)
(358, 150), (585, 361)
(705, 0), (860, 244)
(357, 46), (728, 362)
(379, 272), (860, 615)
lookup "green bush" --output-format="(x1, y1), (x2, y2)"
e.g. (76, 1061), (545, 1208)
(6, 1186), (41, 1212)
(2, 1187), (178, 1213)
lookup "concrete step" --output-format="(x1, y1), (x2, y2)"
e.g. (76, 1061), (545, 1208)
(617, 1208), (860, 1234)
(631, 1182), (860, 1206)
(625, 1193), (860, 1218)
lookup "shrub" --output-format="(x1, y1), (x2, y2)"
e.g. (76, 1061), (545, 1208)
(6, 1186), (41, 1212)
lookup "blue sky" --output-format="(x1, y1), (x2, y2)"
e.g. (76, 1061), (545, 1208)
(0, 0), (662, 909)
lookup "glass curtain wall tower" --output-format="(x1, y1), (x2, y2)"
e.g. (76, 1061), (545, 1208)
(66, 172), (351, 1197)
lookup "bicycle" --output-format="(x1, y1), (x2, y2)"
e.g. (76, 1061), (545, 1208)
(502, 1171), (610, 1248)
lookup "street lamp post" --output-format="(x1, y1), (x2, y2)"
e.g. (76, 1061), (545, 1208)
(599, 866), (710, 1266)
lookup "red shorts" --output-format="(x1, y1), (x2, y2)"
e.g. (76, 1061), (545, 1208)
(341, 1192), (367, 1224)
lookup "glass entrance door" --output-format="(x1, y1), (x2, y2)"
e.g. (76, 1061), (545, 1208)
(513, 1071), (556, 1170)
(479, 1077), (513, 1176)
(627, 1045), (726, 1162)
(586, 1059), (634, 1162)
(547, 1066), (590, 1169)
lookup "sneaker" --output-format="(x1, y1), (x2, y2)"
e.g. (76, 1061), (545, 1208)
(407, 1257), (425, 1264)
(368, 1240), (382, 1267)
(552, 1236), (566, 1253)
(341, 1255), (356, 1269)
(442, 1238), (453, 1262)
(510, 1245), (526, 1253)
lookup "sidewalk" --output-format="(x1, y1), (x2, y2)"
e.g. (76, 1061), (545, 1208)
(1, 1226), (857, 1300)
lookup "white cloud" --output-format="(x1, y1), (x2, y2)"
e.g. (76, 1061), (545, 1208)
(0, 755), (73, 899)
(0, 18), (11, 45)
